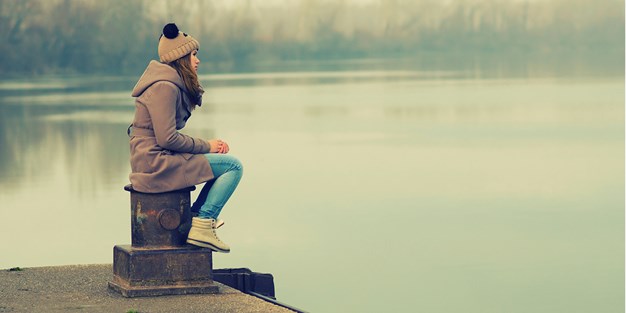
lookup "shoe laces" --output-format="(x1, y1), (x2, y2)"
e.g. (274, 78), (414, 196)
(211, 224), (223, 243)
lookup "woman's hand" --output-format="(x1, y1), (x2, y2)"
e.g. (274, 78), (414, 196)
(219, 141), (230, 154)
(208, 139), (230, 154)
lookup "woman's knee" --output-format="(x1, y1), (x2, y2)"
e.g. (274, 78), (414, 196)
(205, 153), (243, 174)
(228, 155), (243, 172)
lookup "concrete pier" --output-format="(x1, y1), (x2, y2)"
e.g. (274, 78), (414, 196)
(0, 264), (294, 313)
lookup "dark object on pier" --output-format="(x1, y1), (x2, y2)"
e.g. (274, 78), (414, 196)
(213, 268), (308, 313)
(108, 185), (219, 297)
(213, 268), (275, 298)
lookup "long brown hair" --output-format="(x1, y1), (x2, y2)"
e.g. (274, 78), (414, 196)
(169, 53), (203, 111)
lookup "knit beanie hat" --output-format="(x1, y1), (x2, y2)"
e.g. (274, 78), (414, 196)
(158, 23), (200, 63)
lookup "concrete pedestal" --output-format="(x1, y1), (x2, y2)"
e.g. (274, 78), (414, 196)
(108, 245), (219, 297)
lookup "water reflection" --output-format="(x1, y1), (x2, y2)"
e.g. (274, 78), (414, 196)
(0, 63), (623, 313)
(0, 104), (131, 195)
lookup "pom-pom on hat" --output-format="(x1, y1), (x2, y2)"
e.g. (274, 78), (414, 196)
(158, 23), (199, 63)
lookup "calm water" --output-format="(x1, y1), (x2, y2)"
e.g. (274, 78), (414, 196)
(0, 60), (623, 313)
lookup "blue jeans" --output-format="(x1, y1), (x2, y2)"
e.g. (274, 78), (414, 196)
(191, 154), (243, 219)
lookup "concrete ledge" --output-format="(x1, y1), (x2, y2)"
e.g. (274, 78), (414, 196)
(110, 244), (219, 297)
(0, 264), (294, 313)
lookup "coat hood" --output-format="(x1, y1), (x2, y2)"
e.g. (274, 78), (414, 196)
(132, 60), (186, 97)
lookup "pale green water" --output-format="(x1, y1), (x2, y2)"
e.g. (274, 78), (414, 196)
(0, 62), (623, 312)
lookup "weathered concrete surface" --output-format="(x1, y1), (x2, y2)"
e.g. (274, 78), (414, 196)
(0, 264), (294, 313)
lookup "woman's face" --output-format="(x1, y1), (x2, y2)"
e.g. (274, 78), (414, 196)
(190, 50), (200, 73)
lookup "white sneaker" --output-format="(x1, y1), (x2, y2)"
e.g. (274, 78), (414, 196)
(186, 217), (230, 253)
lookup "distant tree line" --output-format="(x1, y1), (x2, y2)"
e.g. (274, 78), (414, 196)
(0, 0), (623, 75)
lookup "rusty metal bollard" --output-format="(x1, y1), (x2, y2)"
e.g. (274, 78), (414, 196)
(128, 184), (193, 247)
(108, 184), (219, 297)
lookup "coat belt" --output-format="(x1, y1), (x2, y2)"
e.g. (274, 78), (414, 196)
(129, 126), (155, 137)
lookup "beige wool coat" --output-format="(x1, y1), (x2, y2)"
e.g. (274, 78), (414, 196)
(128, 60), (214, 193)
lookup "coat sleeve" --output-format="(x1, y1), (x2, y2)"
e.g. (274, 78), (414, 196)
(144, 81), (211, 154)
